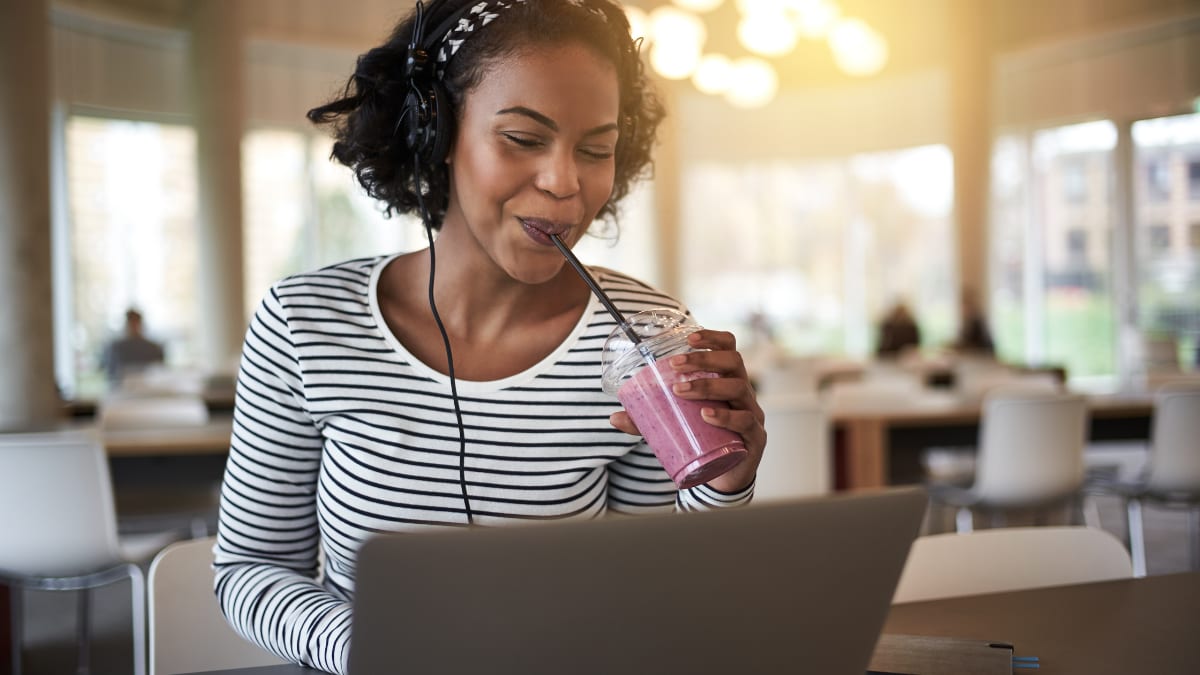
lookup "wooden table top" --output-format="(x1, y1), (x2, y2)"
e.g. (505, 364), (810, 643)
(883, 572), (1200, 674)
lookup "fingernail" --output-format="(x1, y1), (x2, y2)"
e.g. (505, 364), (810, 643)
(701, 407), (716, 418)
(670, 354), (687, 366)
(673, 381), (692, 393)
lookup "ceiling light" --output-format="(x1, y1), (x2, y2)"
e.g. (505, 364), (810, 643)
(672, 0), (726, 13)
(789, 0), (840, 39)
(650, 40), (704, 80)
(648, 5), (707, 47)
(737, 12), (799, 57)
(724, 57), (778, 108)
(828, 17), (888, 77)
(624, 6), (649, 44)
(692, 53), (735, 94)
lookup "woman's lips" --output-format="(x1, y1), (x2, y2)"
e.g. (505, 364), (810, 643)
(519, 217), (571, 246)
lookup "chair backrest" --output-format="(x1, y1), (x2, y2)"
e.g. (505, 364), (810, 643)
(972, 389), (1088, 505)
(755, 393), (831, 500)
(148, 536), (287, 675)
(892, 526), (1133, 604)
(1145, 384), (1200, 493)
(98, 394), (210, 430)
(752, 358), (820, 398)
(0, 429), (124, 577)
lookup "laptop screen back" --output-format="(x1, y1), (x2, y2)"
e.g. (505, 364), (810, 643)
(349, 487), (927, 675)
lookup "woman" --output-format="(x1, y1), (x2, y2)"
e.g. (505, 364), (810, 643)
(214, 1), (766, 672)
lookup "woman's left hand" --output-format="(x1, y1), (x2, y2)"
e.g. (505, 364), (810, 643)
(609, 329), (765, 493)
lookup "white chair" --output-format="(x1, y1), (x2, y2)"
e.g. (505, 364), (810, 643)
(920, 375), (1062, 484)
(1120, 383), (1200, 577)
(927, 388), (1089, 533)
(0, 429), (155, 675)
(754, 393), (831, 501)
(148, 537), (287, 675)
(893, 526), (1133, 604)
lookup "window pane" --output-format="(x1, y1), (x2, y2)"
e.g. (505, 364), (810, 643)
(242, 129), (421, 313)
(679, 145), (955, 360)
(989, 134), (1029, 365)
(64, 116), (198, 398)
(1031, 120), (1117, 380)
(1132, 113), (1200, 369)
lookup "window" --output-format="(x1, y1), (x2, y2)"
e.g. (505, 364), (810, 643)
(1144, 158), (1171, 202)
(1062, 160), (1088, 203)
(242, 129), (423, 314)
(988, 135), (1029, 365)
(1145, 224), (1171, 255)
(62, 116), (199, 398)
(680, 145), (956, 359)
(1132, 113), (1200, 364)
(1066, 228), (1088, 259)
(991, 121), (1117, 383)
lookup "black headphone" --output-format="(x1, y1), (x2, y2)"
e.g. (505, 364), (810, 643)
(400, 1), (467, 167)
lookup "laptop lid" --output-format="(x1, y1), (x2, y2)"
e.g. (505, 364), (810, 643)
(349, 487), (927, 675)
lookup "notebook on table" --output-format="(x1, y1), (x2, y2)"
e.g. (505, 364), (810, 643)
(348, 487), (928, 675)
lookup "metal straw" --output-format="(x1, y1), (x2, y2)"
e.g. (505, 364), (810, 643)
(549, 234), (655, 364)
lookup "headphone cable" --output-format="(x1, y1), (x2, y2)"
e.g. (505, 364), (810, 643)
(414, 151), (473, 527)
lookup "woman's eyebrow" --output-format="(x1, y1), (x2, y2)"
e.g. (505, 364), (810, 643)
(496, 106), (619, 137)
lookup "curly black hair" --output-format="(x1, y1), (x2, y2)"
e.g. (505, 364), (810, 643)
(306, 0), (665, 229)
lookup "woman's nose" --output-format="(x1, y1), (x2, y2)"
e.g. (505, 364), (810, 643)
(535, 149), (580, 200)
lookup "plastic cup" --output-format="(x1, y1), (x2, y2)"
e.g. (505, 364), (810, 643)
(602, 309), (748, 489)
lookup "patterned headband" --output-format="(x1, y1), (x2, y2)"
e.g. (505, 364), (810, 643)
(433, 0), (610, 78)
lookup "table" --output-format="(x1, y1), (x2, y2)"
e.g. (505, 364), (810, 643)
(102, 414), (234, 457)
(831, 393), (1155, 489)
(883, 572), (1200, 673)
(178, 573), (1200, 675)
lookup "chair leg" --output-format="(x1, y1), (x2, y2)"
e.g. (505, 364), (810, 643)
(1189, 507), (1200, 573)
(1128, 498), (1147, 578)
(128, 566), (146, 675)
(1082, 495), (1102, 529)
(76, 588), (90, 675)
(10, 586), (23, 675)
(955, 507), (974, 533)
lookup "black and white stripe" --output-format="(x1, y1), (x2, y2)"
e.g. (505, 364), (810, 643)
(213, 255), (752, 674)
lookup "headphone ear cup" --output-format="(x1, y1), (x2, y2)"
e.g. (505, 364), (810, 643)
(400, 79), (451, 165)
(401, 84), (434, 161)
(425, 80), (453, 165)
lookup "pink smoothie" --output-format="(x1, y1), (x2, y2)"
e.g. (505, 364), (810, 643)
(617, 358), (747, 489)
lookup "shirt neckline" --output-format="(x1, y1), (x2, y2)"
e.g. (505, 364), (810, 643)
(367, 253), (600, 393)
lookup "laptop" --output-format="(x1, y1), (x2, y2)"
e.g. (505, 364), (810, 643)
(347, 487), (927, 675)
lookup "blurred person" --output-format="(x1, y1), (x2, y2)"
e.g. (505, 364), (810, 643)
(951, 287), (995, 356)
(99, 308), (164, 386)
(876, 300), (921, 358)
(212, 2), (766, 673)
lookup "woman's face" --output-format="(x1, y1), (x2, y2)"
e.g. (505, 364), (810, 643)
(443, 40), (620, 285)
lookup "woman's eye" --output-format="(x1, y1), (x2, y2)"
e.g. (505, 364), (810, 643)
(580, 147), (614, 160)
(502, 133), (541, 148)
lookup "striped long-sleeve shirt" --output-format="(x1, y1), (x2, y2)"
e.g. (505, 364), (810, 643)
(213, 255), (754, 674)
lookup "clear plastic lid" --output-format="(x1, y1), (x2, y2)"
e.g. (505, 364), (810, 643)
(600, 308), (700, 396)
